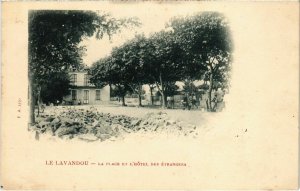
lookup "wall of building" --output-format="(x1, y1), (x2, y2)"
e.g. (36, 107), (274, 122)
(69, 71), (94, 87)
(63, 85), (110, 105)
(62, 71), (110, 105)
(100, 85), (110, 102)
(88, 89), (104, 104)
(70, 72), (83, 86)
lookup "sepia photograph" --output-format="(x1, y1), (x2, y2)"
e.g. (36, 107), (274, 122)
(1, 1), (299, 190)
(28, 9), (232, 142)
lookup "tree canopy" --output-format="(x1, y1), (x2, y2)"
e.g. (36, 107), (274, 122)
(89, 12), (233, 110)
(169, 12), (232, 110)
(29, 10), (140, 123)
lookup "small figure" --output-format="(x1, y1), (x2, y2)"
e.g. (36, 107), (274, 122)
(170, 96), (175, 109)
(166, 96), (175, 109)
(191, 94), (197, 109)
(182, 95), (190, 110)
(212, 94), (218, 112)
(167, 96), (171, 109)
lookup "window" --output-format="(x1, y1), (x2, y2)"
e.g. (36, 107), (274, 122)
(83, 90), (89, 103)
(96, 90), (101, 100)
(71, 90), (77, 100)
(84, 74), (90, 86)
(70, 74), (77, 85)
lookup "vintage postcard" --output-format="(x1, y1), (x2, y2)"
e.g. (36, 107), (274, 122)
(1, 1), (299, 190)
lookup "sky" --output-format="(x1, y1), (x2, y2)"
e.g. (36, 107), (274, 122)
(79, 3), (204, 66)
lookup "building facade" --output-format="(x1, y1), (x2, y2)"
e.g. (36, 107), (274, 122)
(63, 71), (110, 105)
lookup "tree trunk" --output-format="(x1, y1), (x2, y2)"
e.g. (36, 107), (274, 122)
(138, 94), (142, 107)
(37, 86), (41, 116)
(159, 73), (166, 108)
(208, 69), (213, 112)
(138, 85), (142, 107)
(129, 84), (143, 107)
(164, 94), (168, 108)
(29, 75), (35, 124)
(121, 96), (126, 106)
(206, 99), (209, 111)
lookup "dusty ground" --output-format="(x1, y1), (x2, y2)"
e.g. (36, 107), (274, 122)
(30, 105), (221, 142)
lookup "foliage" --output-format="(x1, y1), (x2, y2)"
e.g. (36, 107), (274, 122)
(29, 10), (140, 123)
(169, 12), (233, 110)
(164, 82), (180, 97)
(147, 31), (184, 82)
(110, 84), (132, 98)
(90, 12), (232, 110)
(182, 80), (198, 95)
(40, 71), (71, 104)
(29, 10), (140, 83)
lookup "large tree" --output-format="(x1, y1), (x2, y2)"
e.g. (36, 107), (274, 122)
(116, 34), (151, 106)
(29, 10), (139, 123)
(146, 31), (185, 108)
(91, 31), (185, 108)
(40, 71), (71, 105)
(90, 35), (152, 107)
(90, 12), (232, 111)
(169, 12), (233, 111)
(89, 56), (133, 106)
